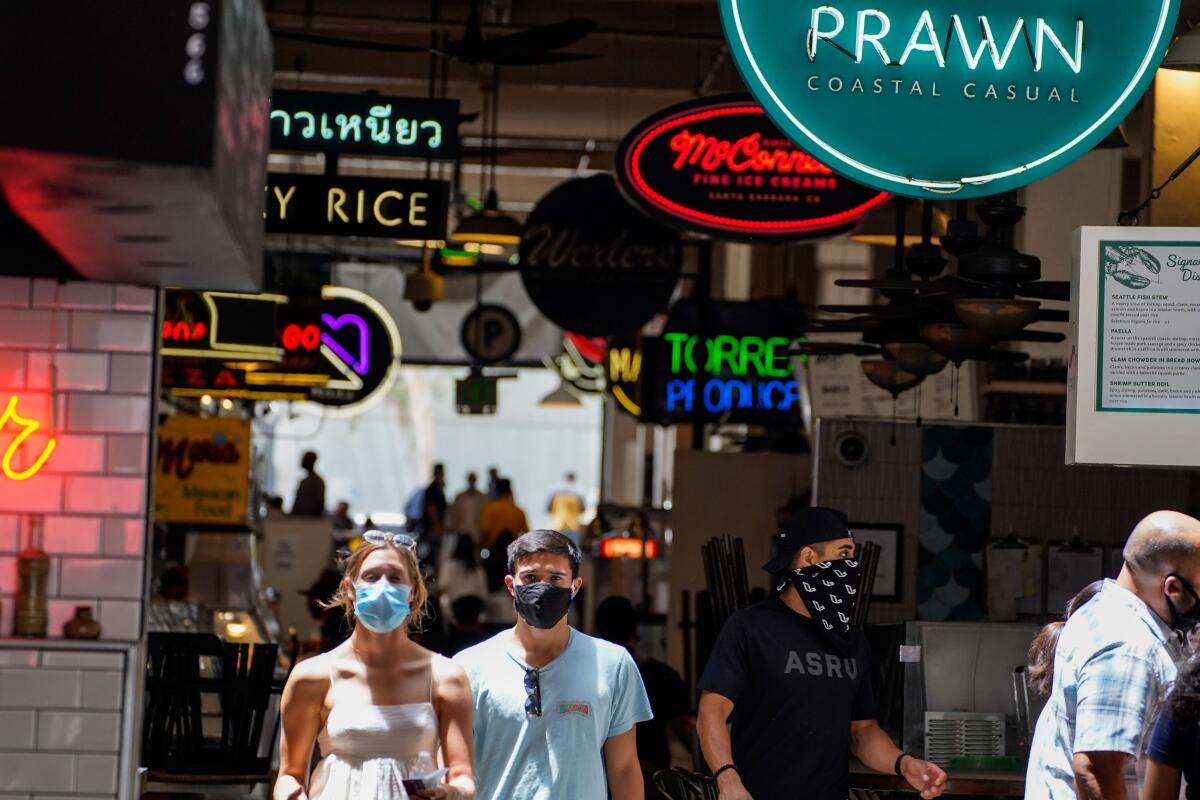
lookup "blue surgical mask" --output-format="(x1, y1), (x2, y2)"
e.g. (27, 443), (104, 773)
(354, 581), (412, 634)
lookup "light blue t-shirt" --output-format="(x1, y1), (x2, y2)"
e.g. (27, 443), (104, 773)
(454, 628), (653, 800)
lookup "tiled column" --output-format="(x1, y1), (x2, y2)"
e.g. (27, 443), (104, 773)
(0, 278), (157, 800)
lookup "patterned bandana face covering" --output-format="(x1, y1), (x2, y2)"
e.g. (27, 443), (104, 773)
(789, 559), (862, 636)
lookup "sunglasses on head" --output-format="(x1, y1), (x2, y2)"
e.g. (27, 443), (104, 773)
(362, 530), (418, 550)
(523, 668), (542, 718)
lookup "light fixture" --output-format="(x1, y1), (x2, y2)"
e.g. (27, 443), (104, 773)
(451, 189), (523, 246)
(884, 342), (948, 376)
(954, 298), (1039, 337)
(861, 360), (924, 396)
(919, 323), (992, 364)
(440, 247), (478, 268)
(404, 250), (445, 312)
(1162, 25), (1200, 71)
(220, 398), (235, 411)
(849, 200), (948, 246)
(539, 379), (582, 408)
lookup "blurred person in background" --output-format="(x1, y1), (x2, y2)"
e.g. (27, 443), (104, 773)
(481, 478), (529, 592)
(595, 595), (695, 792)
(446, 471), (487, 546)
(291, 450), (326, 517)
(547, 472), (586, 546)
(1142, 629), (1200, 800)
(434, 595), (491, 657)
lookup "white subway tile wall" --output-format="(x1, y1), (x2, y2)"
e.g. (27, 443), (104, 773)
(0, 645), (128, 797)
(0, 279), (154, 798)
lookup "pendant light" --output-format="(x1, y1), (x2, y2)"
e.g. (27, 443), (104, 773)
(539, 379), (583, 408)
(451, 67), (523, 247)
(953, 298), (1039, 338)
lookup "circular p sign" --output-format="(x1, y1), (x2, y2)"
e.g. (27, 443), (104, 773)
(461, 304), (522, 365)
(719, 0), (1180, 198)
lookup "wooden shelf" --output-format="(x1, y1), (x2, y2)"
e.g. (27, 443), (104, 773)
(982, 381), (1068, 397)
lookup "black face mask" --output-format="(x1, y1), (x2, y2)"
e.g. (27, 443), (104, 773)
(1165, 574), (1200, 636)
(514, 582), (574, 629)
(788, 559), (862, 636)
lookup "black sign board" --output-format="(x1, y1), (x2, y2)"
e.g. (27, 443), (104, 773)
(456, 374), (499, 415)
(161, 364), (247, 392)
(520, 175), (681, 338)
(615, 95), (891, 242)
(161, 290), (282, 359)
(270, 90), (460, 160)
(639, 299), (805, 425)
(266, 174), (450, 240)
(461, 304), (522, 365)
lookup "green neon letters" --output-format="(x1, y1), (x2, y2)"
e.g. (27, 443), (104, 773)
(664, 333), (793, 378)
(719, 0), (1181, 198)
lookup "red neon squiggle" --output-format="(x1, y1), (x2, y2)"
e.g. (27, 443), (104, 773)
(627, 105), (891, 235)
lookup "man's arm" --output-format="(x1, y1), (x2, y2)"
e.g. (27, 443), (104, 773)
(1073, 752), (1129, 800)
(697, 692), (753, 800)
(849, 720), (946, 799)
(604, 727), (643, 800)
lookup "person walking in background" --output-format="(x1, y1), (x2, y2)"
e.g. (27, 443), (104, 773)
(275, 531), (475, 799)
(547, 472), (586, 546)
(424, 463), (448, 539)
(486, 467), (501, 499)
(480, 478), (529, 591)
(291, 450), (326, 517)
(1142, 630), (1200, 800)
(1026, 510), (1200, 799)
(454, 530), (651, 800)
(595, 595), (696, 793)
(446, 471), (487, 545)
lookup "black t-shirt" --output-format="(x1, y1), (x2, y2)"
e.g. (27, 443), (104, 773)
(637, 656), (691, 770)
(698, 597), (875, 800)
(1147, 704), (1199, 799)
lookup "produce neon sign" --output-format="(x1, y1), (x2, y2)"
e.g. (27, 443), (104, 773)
(1, 396), (56, 481)
(662, 333), (800, 414)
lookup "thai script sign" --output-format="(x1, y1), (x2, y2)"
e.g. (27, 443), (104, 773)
(616, 95), (890, 240)
(270, 89), (460, 160)
(719, 0), (1180, 198)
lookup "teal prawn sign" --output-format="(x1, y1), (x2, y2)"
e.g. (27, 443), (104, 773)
(719, 1), (1180, 199)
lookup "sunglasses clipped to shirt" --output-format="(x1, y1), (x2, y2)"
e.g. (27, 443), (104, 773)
(361, 530), (418, 550)
(524, 667), (542, 717)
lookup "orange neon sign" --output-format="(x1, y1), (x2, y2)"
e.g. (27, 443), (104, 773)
(1, 396), (56, 481)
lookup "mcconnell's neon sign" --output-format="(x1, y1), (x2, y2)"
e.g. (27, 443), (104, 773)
(1, 396), (56, 481)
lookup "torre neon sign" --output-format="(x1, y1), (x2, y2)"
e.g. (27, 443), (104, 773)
(662, 333), (800, 415)
(0, 396), (56, 481)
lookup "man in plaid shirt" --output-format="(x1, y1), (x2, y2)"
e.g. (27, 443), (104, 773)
(1026, 511), (1200, 799)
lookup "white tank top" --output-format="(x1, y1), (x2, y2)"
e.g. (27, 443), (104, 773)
(308, 655), (442, 800)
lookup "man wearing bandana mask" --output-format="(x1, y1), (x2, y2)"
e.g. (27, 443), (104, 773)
(698, 507), (947, 800)
(454, 529), (652, 800)
(1027, 510), (1200, 800)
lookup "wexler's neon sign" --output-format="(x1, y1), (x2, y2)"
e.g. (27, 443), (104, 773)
(719, 0), (1180, 198)
(663, 333), (800, 414)
(1, 396), (56, 481)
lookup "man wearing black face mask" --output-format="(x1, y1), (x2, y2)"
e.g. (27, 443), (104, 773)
(697, 507), (947, 800)
(454, 529), (652, 800)
(1027, 510), (1200, 800)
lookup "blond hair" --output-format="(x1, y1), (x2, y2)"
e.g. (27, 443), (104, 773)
(322, 541), (429, 632)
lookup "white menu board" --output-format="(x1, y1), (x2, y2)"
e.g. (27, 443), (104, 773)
(1069, 227), (1200, 466)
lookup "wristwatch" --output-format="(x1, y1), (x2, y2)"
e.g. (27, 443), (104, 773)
(894, 752), (913, 776)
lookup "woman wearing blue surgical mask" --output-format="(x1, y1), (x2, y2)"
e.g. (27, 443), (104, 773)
(275, 532), (476, 800)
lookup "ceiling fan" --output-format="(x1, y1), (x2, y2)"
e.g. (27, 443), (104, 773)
(272, 0), (599, 66)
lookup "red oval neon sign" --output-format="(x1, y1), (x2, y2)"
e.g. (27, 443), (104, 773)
(616, 95), (891, 241)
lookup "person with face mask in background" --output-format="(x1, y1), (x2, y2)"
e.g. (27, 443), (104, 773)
(274, 532), (476, 800)
(1027, 510), (1200, 800)
(697, 507), (947, 800)
(453, 529), (652, 800)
